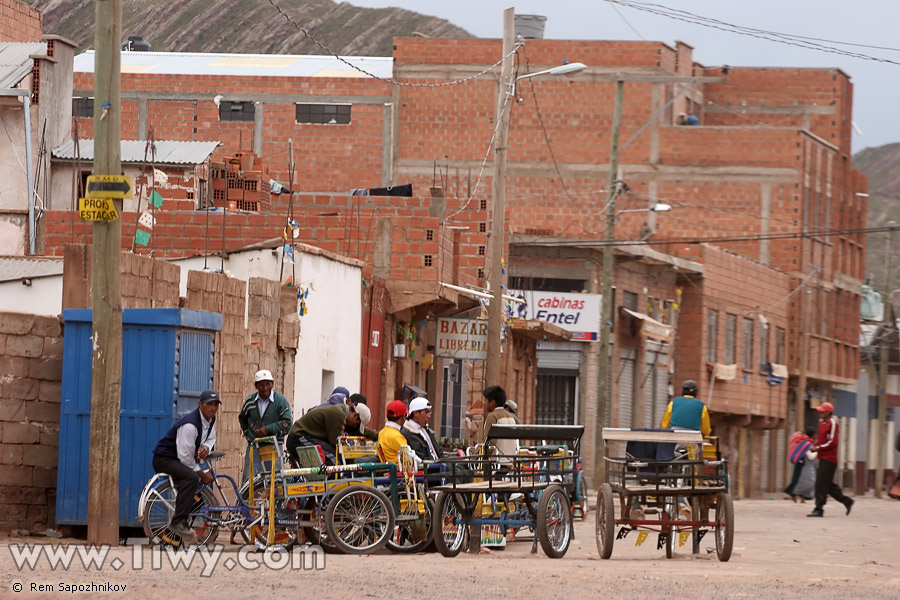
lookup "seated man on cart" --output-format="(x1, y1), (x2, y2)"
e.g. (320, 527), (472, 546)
(286, 402), (371, 467)
(660, 380), (711, 436)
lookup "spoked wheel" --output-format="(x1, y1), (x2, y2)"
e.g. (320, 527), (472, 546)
(433, 491), (470, 557)
(142, 480), (219, 548)
(301, 496), (340, 554)
(386, 497), (434, 554)
(664, 501), (677, 559)
(575, 471), (589, 519)
(537, 484), (572, 558)
(715, 492), (734, 562)
(325, 485), (395, 554)
(594, 483), (615, 559)
(239, 476), (298, 550)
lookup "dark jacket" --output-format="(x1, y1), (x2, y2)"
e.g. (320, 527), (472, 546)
(402, 422), (443, 461)
(153, 409), (215, 461)
(238, 391), (292, 442)
(289, 404), (348, 447)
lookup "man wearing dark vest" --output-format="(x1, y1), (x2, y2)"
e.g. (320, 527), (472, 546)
(152, 389), (221, 543)
(660, 379), (711, 435)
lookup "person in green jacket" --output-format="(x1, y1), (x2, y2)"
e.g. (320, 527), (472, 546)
(286, 403), (371, 466)
(238, 369), (292, 483)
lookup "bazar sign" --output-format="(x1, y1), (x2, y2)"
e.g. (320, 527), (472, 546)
(509, 290), (601, 342)
(435, 317), (488, 360)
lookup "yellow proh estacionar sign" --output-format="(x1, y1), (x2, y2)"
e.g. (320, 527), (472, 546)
(78, 197), (120, 222)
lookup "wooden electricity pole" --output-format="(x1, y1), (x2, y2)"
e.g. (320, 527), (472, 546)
(875, 225), (894, 498)
(88, 0), (123, 545)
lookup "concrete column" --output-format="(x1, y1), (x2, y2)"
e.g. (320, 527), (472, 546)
(137, 98), (148, 140)
(855, 374), (869, 494)
(253, 102), (264, 156)
(581, 256), (602, 485)
(759, 183), (772, 265)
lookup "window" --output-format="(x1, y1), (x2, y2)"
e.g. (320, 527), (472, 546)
(706, 310), (718, 363)
(296, 103), (351, 124)
(74, 97), (94, 118)
(775, 327), (786, 364)
(759, 323), (769, 371)
(219, 101), (255, 122)
(742, 318), (754, 370)
(622, 291), (638, 311)
(724, 314), (736, 365)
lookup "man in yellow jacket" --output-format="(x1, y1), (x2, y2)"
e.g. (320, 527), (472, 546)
(378, 400), (409, 464)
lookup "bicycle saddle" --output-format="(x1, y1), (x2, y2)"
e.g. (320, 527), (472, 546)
(207, 451), (226, 460)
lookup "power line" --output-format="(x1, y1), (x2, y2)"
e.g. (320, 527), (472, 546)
(606, 0), (900, 67)
(267, 0), (516, 87)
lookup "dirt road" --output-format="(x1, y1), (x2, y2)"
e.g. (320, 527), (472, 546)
(1, 497), (897, 599)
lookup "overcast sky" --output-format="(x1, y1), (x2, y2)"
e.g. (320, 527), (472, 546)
(349, 0), (900, 153)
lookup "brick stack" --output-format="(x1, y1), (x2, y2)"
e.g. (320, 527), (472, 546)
(210, 150), (272, 213)
(0, 313), (63, 533)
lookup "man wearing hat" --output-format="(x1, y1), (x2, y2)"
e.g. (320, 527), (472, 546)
(286, 402), (371, 466)
(808, 401), (854, 517)
(505, 400), (521, 425)
(403, 397), (443, 461)
(152, 390), (221, 543)
(378, 400), (410, 464)
(238, 369), (292, 482)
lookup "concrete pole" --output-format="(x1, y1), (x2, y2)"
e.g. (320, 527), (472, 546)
(485, 7), (515, 388)
(796, 284), (811, 437)
(594, 79), (625, 484)
(875, 224), (894, 497)
(88, 0), (123, 545)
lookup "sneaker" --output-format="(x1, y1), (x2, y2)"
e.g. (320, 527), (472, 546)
(844, 498), (854, 516)
(171, 521), (198, 544)
(806, 509), (824, 518)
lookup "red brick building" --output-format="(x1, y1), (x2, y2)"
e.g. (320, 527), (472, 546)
(38, 35), (866, 494)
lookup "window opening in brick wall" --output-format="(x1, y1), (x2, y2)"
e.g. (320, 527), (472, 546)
(219, 101), (255, 122)
(724, 314), (736, 365)
(74, 97), (94, 118)
(775, 327), (785, 364)
(426, 229), (434, 241)
(742, 318), (754, 370)
(477, 245), (485, 256)
(424, 255), (433, 267)
(296, 103), (351, 124)
(479, 222), (487, 233)
(706, 309), (718, 364)
(622, 291), (638, 311)
(479, 199), (487, 210)
(759, 322), (769, 371)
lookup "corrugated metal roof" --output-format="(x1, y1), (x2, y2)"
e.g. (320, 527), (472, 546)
(52, 139), (220, 165)
(0, 42), (45, 89)
(74, 50), (392, 79)
(0, 256), (63, 282)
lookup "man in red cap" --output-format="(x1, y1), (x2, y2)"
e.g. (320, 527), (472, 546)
(808, 401), (854, 517)
(378, 400), (410, 464)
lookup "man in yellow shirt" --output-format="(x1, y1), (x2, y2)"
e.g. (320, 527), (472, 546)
(660, 380), (711, 435)
(377, 400), (409, 464)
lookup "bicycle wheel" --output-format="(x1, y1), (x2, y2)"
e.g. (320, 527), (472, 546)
(537, 484), (572, 558)
(302, 495), (341, 554)
(142, 480), (219, 547)
(432, 491), (469, 557)
(715, 492), (734, 562)
(595, 483), (614, 559)
(325, 485), (395, 554)
(576, 471), (589, 519)
(386, 497), (434, 554)
(239, 476), (298, 550)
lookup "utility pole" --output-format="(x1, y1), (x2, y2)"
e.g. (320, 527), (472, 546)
(594, 79), (625, 484)
(88, 0), (123, 545)
(796, 284), (811, 437)
(485, 7), (515, 388)
(875, 223), (894, 498)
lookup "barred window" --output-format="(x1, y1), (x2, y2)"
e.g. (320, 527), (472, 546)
(724, 314), (736, 365)
(706, 310), (718, 364)
(219, 101), (255, 122)
(296, 103), (351, 124)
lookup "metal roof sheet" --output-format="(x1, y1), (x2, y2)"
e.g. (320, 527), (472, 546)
(0, 256), (63, 282)
(52, 139), (220, 165)
(0, 42), (45, 89)
(74, 50), (393, 79)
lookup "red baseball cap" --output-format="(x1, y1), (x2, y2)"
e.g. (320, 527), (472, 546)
(814, 401), (834, 413)
(386, 400), (408, 418)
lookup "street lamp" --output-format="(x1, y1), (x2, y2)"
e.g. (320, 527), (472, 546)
(616, 202), (671, 216)
(484, 10), (587, 387)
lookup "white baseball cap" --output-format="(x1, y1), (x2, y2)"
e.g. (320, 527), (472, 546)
(254, 369), (274, 383)
(353, 403), (371, 427)
(409, 397), (432, 413)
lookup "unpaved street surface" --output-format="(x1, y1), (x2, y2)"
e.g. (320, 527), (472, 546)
(0, 497), (898, 599)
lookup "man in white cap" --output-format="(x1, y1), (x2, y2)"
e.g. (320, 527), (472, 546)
(505, 400), (521, 424)
(403, 397), (443, 462)
(238, 369), (292, 483)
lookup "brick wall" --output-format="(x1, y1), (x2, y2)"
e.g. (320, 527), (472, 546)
(0, 313), (62, 532)
(0, 0), (41, 42)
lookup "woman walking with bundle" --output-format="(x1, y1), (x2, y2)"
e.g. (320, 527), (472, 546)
(785, 427), (817, 503)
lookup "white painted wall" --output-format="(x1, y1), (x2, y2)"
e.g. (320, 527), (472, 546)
(173, 246), (362, 415)
(0, 275), (63, 316)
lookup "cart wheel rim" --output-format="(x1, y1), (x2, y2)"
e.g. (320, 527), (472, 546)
(544, 491), (571, 552)
(440, 495), (466, 551)
(330, 488), (392, 552)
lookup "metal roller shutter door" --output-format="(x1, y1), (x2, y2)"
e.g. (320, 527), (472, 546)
(618, 354), (635, 429)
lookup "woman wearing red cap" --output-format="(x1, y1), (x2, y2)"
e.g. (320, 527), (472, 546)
(807, 402), (854, 517)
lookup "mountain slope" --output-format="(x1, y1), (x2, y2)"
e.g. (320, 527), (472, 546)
(26, 0), (472, 55)
(854, 144), (900, 290)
